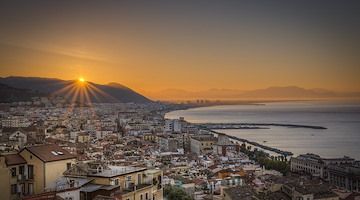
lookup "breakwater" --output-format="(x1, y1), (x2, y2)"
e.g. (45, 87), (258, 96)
(197, 123), (327, 130)
(194, 123), (300, 156)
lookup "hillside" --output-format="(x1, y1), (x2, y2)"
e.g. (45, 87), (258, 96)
(0, 83), (45, 103)
(0, 76), (151, 103)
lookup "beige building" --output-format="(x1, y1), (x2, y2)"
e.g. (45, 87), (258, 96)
(77, 132), (91, 143)
(190, 135), (217, 155)
(47, 162), (164, 200)
(0, 144), (75, 200)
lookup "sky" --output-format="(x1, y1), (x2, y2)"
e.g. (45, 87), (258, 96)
(0, 0), (359, 94)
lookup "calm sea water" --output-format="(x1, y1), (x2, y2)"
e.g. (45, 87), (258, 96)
(165, 101), (360, 159)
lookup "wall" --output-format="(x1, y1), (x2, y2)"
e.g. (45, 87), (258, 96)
(45, 158), (75, 187)
(19, 149), (44, 194)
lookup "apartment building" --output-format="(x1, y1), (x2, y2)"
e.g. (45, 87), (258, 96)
(0, 144), (75, 200)
(190, 135), (217, 155)
(46, 162), (163, 200)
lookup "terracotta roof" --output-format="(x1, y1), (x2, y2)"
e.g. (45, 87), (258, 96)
(23, 144), (75, 162)
(3, 154), (27, 166)
(193, 178), (204, 185)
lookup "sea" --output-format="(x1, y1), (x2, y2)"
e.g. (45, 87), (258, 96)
(165, 101), (360, 160)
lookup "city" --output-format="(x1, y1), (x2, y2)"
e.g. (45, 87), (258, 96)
(1, 1), (360, 200)
(0, 95), (359, 200)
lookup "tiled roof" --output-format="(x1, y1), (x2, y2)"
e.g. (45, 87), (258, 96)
(3, 154), (27, 166)
(223, 185), (255, 200)
(23, 144), (75, 162)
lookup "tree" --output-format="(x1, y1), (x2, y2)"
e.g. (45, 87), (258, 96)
(247, 145), (252, 151)
(164, 184), (193, 200)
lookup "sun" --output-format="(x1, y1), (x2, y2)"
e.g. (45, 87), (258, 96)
(79, 78), (85, 82)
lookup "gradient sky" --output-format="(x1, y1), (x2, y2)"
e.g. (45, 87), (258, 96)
(0, 0), (359, 93)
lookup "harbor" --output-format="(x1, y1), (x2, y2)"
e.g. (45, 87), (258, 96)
(195, 123), (297, 157)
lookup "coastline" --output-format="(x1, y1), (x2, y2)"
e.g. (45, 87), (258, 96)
(165, 100), (360, 160)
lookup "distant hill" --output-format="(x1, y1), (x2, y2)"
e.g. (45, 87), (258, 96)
(0, 83), (46, 103)
(240, 86), (360, 100)
(143, 86), (360, 100)
(0, 76), (151, 103)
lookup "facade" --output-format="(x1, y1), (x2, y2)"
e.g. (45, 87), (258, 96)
(0, 144), (75, 200)
(190, 135), (217, 155)
(77, 132), (91, 143)
(48, 162), (164, 200)
(291, 154), (360, 192)
(213, 133), (240, 156)
(327, 164), (360, 192)
(164, 119), (181, 133)
(290, 154), (327, 179)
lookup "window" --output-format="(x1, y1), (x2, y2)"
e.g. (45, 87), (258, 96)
(11, 167), (16, 177)
(28, 165), (34, 179)
(19, 183), (25, 195)
(114, 179), (119, 185)
(28, 183), (34, 195)
(140, 194), (143, 200)
(66, 163), (71, 170)
(146, 193), (148, 200)
(11, 184), (17, 194)
(138, 173), (142, 184)
(19, 166), (25, 175)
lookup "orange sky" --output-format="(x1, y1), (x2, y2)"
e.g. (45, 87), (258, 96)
(0, 1), (359, 94)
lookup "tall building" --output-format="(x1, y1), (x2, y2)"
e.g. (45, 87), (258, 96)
(164, 119), (181, 133)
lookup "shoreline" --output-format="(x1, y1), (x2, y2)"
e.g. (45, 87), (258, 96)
(201, 127), (294, 157)
(164, 100), (360, 160)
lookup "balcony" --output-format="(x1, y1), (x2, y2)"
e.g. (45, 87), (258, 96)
(115, 182), (153, 197)
(17, 174), (27, 181)
(136, 183), (152, 190)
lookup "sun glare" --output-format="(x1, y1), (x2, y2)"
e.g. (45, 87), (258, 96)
(79, 78), (85, 82)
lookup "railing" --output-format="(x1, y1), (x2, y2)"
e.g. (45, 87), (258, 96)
(17, 174), (27, 181)
(115, 182), (153, 196)
(136, 183), (152, 190)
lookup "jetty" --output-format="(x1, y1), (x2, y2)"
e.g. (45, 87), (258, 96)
(196, 122), (327, 130)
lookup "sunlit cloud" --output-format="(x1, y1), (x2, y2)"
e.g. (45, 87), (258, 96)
(0, 40), (117, 64)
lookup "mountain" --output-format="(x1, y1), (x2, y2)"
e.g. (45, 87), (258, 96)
(143, 86), (360, 100)
(142, 88), (247, 100)
(240, 86), (360, 99)
(0, 76), (151, 103)
(0, 83), (46, 103)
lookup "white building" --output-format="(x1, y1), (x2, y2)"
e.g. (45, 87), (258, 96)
(164, 119), (181, 132)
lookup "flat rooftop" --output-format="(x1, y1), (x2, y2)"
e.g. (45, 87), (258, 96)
(89, 166), (146, 178)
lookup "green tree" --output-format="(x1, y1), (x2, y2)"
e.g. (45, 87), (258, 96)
(164, 184), (193, 200)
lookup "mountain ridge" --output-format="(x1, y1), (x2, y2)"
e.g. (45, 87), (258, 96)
(0, 82), (46, 103)
(0, 76), (151, 103)
(143, 86), (360, 100)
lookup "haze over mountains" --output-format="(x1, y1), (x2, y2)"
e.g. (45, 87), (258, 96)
(0, 76), (151, 103)
(0, 76), (359, 103)
(143, 86), (360, 101)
